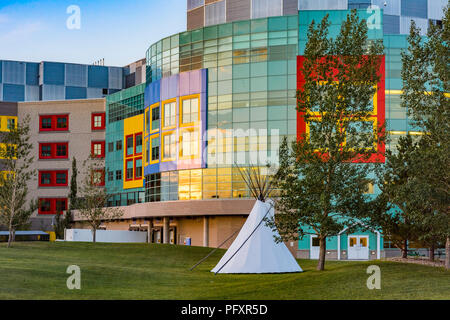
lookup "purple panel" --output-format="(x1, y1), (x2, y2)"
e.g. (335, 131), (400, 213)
(160, 77), (170, 101)
(179, 72), (190, 97)
(189, 70), (201, 94)
(168, 75), (179, 99)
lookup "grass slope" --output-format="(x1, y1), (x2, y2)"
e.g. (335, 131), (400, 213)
(0, 242), (448, 300)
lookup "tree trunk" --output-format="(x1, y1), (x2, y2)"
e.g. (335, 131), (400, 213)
(429, 243), (435, 262)
(92, 228), (96, 243)
(317, 236), (327, 271)
(401, 239), (408, 258)
(7, 229), (14, 248)
(445, 236), (449, 270)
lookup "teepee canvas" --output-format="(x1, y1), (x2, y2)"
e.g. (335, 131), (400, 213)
(211, 166), (302, 274)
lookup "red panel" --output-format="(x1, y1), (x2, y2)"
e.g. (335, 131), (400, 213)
(296, 55), (386, 163)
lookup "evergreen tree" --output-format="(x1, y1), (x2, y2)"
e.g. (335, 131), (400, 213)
(269, 11), (384, 271)
(401, 5), (449, 269)
(0, 115), (37, 247)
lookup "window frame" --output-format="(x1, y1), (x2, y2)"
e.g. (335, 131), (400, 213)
(91, 112), (106, 131)
(134, 133), (143, 156)
(125, 159), (134, 181)
(39, 142), (69, 159)
(91, 141), (106, 158)
(180, 94), (201, 127)
(91, 169), (105, 187)
(161, 131), (177, 162)
(150, 134), (160, 164)
(39, 114), (69, 132)
(126, 135), (134, 157)
(134, 157), (143, 180)
(150, 103), (160, 133)
(38, 170), (69, 187)
(162, 98), (177, 130)
(38, 198), (68, 215)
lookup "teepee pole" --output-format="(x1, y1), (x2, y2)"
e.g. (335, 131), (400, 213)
(190, 228), (241, 271)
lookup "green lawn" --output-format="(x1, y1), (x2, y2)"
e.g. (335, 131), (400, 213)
(0, 242), (448, 300)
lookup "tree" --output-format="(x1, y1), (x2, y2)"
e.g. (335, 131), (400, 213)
(65, 157), (78, 229)
(373, 135), (422, 258)
(401, 6), (450, 269)
(269, 11), (385, 270)
(0, 115), (37, 247)
(76, 155), (123, 243)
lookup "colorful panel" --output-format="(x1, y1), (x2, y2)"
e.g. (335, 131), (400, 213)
(296, 55), (385, 163)
(143, 69), (208, 176)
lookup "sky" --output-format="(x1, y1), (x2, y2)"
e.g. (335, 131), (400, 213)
(0, 0), (187, 66)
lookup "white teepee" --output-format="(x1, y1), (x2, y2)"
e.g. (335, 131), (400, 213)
(211, 199), (303, 274)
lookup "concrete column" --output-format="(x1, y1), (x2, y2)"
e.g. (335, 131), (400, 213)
(203, 216), (209, 247)
(163, 217), (170, 244)
(337, 233), (341, 260)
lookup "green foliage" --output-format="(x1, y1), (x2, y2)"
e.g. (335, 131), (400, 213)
(0, 115), (37, 247)
(399, 5), (450, 268)
(269, 11), (385, 270)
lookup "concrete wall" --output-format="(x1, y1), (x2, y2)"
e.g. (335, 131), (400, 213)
(18, 99), (106, 229)
(66, 228), (147, 243)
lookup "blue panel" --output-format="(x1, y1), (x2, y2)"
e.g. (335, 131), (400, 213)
(65, 64), (87, 87)
(26, 63), (39, 86)
(3, 84), (25, 102)
(0, 61), (2, 83)
(3, 61), (25, 85)
(383, 15), (400, 34)
(43, 62), (65, 85)
(144, 80), (161, 107)
(65, 86), (87, 100)
(401, 0), (427, 19)
(88, 66), (109, 88)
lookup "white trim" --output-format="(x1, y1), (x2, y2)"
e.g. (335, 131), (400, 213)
(337, 233), (341, 260)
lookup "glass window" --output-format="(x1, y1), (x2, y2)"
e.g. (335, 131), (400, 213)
(93, 115), (102, 128)
(152, 136), (160, 162)
(116, 140), (122, 151)
(41, 117), (52, 129)
(135, 133), (142, 154)
(152, 106), (160, 131)
(56, 172), (67, 185)
(116, 170), (122, 180)
(56, 117), (67, 129)
(181, 97), (199, 124)
(39, 199), (51, 213)
(126, 136), (134, 156)
(163, 133), (176, 160)
(41, 145), (52, 157)
(163, 101), (176, 128)
(40, 173), (51, 185)
(7, 118), (15, 130)
(135, 159), (142, 179)
(108, 142), (114, 152)
(93, 143), (103, 157)
(126, 160), (134, 180)
(56, 144), (67, 157)
(181, 129), (199, 158)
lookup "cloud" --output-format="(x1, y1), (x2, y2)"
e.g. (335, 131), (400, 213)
(0, 21), (44, 41)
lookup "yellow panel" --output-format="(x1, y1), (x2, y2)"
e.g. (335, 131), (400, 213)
(123, 114), (145, 190)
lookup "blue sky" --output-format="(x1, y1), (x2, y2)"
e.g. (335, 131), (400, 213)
(0, 0), (187, 66)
